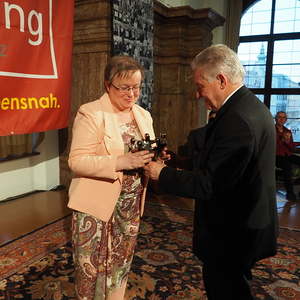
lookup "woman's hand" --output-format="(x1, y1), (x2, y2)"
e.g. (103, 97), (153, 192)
(116, 150), (154, 171)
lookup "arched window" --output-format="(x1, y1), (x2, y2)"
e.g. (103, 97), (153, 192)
(237, 0), (300, 141)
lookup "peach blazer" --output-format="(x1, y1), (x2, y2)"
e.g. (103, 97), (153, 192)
(68, 93), (155, 222)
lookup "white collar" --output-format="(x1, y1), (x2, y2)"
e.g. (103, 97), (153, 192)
(221, 84), (243, 107)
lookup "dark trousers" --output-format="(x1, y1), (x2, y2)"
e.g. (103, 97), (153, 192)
(202, 261), (254, 300)
(276, 155), (300, 193)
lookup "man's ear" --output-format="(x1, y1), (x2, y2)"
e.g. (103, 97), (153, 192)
(216, 73), (227, 89)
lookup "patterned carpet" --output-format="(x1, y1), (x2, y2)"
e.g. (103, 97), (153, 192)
(0, 202), (299, 300)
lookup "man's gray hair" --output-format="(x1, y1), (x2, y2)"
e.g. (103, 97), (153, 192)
(191, 44), (245, 84)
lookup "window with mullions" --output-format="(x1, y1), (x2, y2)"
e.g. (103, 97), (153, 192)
(238, 0), (300, 141)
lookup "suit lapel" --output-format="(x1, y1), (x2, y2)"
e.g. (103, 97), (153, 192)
(132, 106), (155, 139)
(99, 94), (124, 155)
(98, 94), (154, 155)
(198, 121), (215, 168)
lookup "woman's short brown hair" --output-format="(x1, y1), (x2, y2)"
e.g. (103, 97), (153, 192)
(104, 55), (144, 83)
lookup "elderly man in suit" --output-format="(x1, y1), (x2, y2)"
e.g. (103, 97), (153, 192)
(144, 44), (278, 300)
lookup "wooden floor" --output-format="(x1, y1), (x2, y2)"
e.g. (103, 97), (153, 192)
(0, 188), (299, 247)
(0, 190), (71, 246)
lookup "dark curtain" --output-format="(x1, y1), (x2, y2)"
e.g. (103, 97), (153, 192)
(225, 0), (243, 51)
(0, 133), (41, 159)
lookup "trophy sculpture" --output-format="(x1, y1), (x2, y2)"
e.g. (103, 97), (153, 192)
(128, 133), (167, 161)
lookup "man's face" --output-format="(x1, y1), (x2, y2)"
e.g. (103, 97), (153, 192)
(193, 68), (222, 111)
(276, 113), (287, 126)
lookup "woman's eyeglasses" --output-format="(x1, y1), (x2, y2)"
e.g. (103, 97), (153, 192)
(111, 83), (141, 94)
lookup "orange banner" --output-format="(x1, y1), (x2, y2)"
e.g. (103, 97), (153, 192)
(0, 0), (74, 136)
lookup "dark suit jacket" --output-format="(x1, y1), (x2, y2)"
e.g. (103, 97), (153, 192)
(176, 127), (207, 171)
(186, 118), (216, 170)
(159, 86), (278, 268)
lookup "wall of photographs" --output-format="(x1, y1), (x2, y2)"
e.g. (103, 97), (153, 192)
(112, 0), (153, 110)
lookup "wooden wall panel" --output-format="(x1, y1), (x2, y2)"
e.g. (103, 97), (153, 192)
(153, 1), (224, 152)
(59, 0), (112, 188)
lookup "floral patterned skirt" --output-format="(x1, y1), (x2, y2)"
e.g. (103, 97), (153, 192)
(72, 178), (142, 300)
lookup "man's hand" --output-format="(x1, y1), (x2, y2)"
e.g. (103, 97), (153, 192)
(143, 161), (166, 180)
(158, 147), (171, 162)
